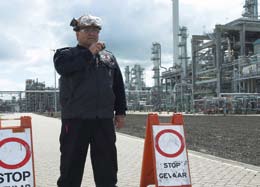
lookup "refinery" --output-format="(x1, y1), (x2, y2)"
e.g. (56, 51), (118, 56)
(1, 0), (260, 114)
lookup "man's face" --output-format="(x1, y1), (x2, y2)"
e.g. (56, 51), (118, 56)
(76, 26), (100, 47)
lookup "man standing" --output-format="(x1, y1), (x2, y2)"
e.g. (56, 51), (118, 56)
(54, 14), (127, 187)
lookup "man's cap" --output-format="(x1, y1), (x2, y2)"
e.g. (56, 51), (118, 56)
(70, 14), (102, 31)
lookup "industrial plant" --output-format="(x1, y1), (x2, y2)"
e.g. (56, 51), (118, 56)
(0, 79), (59, 113)
(1, 0), (260, 114)
(125, 0), (260, 114)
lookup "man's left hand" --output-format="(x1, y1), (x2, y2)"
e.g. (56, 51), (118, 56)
(114, 115), (125, 129)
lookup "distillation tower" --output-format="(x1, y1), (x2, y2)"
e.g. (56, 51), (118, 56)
(150, 0), (192, 112)
(124, 65), (152, 110)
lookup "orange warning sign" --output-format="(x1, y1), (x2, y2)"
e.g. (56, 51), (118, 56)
(0, 116), (36, 187)
(140, 113), (192, 187)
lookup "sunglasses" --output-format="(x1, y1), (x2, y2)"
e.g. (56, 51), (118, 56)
(79, 27), (100, 33)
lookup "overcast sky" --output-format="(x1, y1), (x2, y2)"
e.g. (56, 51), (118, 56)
(0, 0), (245, 91)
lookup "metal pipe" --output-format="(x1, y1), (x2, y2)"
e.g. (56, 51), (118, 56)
(172, 0), (179, 66)
(157, 43), (167, 71)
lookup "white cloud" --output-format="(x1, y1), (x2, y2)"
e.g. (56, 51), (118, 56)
(180, 0), (244, 34)
(0, 79), (24, 91)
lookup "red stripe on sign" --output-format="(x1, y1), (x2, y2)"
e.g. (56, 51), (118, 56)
(0, 137), (31, 169)
(155, 129), (185, 158)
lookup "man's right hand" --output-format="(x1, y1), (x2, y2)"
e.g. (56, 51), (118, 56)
(89, 42), (105, 55)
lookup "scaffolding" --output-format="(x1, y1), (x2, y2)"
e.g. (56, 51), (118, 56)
(25, 79), (59, 112)
(192, 19), (260, 99)
(159, 25), (192, 112)
(124, 65), (150, 111)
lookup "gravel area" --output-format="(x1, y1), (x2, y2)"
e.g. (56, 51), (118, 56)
(116, 114), (260, 167)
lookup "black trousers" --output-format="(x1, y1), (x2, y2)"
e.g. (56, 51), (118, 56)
(57, 118), (118, 187)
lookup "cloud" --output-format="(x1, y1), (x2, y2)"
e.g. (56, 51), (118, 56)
(0, 33), (25, 60)
(180, 0), (244, 34)
(96, 0), (173, 60)
(0, 79), (24, 91)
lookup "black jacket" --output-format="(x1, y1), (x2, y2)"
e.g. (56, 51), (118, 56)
(53, 45), (127, 119)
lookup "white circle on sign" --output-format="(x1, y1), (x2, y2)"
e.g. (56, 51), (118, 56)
(158, 132), (181, 154)
(0, 141), (27, 165)
(155, 129), (185, 157)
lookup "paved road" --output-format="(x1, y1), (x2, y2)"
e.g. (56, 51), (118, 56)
(1, 113), (260, 187)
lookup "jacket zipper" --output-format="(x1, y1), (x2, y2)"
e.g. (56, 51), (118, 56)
(96, 56), (99, 68)
(95, 56), (99, 117)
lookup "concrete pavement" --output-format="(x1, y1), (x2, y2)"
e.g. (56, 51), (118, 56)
(0, 113), (259, 187)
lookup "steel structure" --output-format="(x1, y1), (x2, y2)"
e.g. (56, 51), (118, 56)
(243, 0), (258, 19)
(159, 26), (192, 112)
(124, 65), (152, 111)
(147, 0), (260, 113)
(172, 0), (179, 66)
(192, 19), (260, 98)
(192, 18), (260, 98)
(0, 79), (59, 113)
(25, 79), (59, 112)
(191, 0), (260, 113)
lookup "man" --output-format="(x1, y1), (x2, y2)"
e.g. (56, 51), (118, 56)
(53, 14), (127, 187)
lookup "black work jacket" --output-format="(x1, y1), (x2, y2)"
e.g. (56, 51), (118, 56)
(53, 45), (127, 119)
